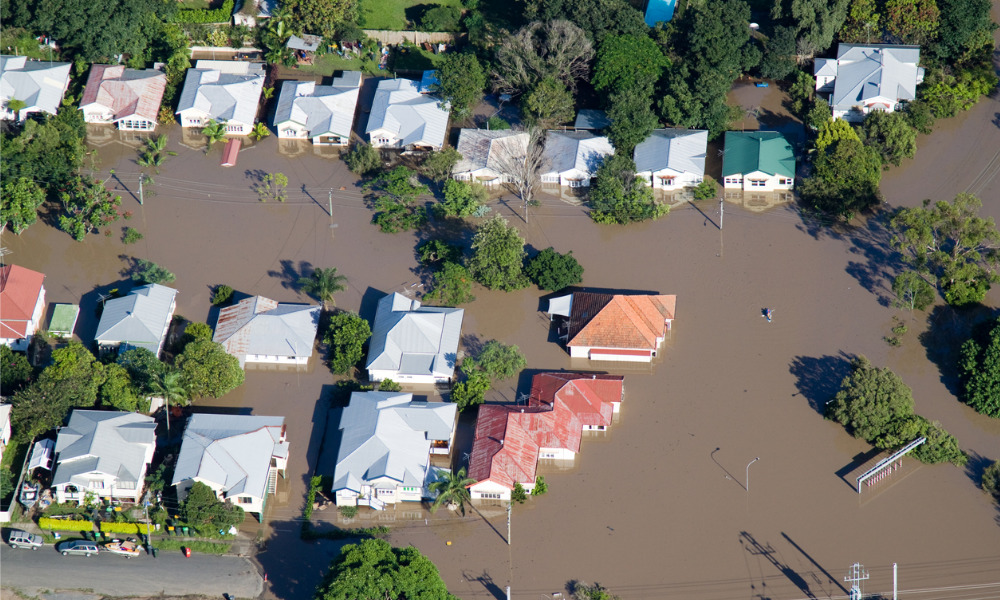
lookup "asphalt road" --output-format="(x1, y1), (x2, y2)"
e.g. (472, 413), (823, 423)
(0, 544), (264, 599)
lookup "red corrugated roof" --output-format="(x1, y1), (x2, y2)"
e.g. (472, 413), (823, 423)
(567, 293), (676, 350)
(81, 65), (167, 122)
(0, 265), (44, 339)
(467, 372), (625, 490)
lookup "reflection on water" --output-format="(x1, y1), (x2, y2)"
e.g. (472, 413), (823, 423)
(277, 138), (344, 160)
(724, 189), (793, 212)
(85, 124), (151, 149)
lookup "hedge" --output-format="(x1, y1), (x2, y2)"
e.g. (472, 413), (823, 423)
(38, 517), (93, 532)
(174, 0), (235, 24)
(100, 522), (143, 534)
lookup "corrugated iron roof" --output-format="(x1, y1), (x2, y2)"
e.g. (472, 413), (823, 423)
(365, 78), (450, 149)
(0, 265), (44, 339)
(541, 130), (614, 178)
(0, 56), (72, 117)
(633, 129), (708, 178)
(80, 65), (166, 122)
(721, 131), (795, 178)
(213, 296), (319, 365)
(273, 78), (360, 139)
(94, 284), (177, 353)
(53, 411), (155, 487)
(366, 293), (463, 379)
(829, 44), (922, 109)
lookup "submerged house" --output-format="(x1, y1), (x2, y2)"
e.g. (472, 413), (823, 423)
(80, 65), (167, 131)
(273, 72), (361, 145)
(452, 129), (530, 187)
(176, 61), (264, 135)
(365, 77), (449, 151)
(721, 131), (795, 191)
(213, 295), (320, 367)
(94, 284), (178, 357)
(366, 292), (464, 385)
(0, 265), (46, 351)
(539, 131), (613, 187)
(633, 129), (708, 190)
(814, 44), (924, 122)
(548, 292), (677, 362)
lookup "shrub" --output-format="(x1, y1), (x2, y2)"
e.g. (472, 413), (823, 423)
(526, 247), (583, 292)
(100, 521), (143, 534)
(692, 177), (718, 201)
(131, 259), (176, 285)
(345, 143), (381, 176)
(377, 378), (402, 392)
(486, 116), (511, 130)
(420, 6), (461, 31)
(212, 284), (234, 306)
(174, 0), (236, 23)
(122, 227), (143, 245)
(511, 483), (527, 503)
(983, 461), (1000, 502)
(339, 505), (359, 519)
(533, 475), (548, 496)
(38, 517), (93, 532)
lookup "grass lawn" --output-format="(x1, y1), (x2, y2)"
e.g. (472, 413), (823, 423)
(279, 46), (441, 79)
(357, 0), (465, 30)
(176, 0), (216, 8)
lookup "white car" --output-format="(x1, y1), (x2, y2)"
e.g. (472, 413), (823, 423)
(7, 529), (43, 550)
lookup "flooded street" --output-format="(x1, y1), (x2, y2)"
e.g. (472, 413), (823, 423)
(10, 45), (1000, 599)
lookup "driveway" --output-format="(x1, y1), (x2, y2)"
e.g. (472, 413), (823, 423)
(0, 544), (264, 599)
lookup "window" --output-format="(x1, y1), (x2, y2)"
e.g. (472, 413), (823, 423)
(478, 492), (501, 499)
(376, 488), (394, 497)
(238, 496), (253, 504)
(540, 452), (557, 459)
(724, 177), (742, 185)
(748, 179), (767, 188)
(779, 178), (793, 186)
(402, 486), (417, 492)
(89, 480), (105, 490)
(541, 175), (558, 183)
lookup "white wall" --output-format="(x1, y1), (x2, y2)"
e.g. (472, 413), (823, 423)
(538, 447), (576, 461)
(639, 170), (703, 190)
(369, 369), (443, 385)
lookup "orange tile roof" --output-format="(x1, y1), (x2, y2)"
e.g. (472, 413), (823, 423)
(0, 265), (45, 339)
(567, 293), (675, 350)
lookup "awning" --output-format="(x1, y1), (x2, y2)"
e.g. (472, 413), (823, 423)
(547, 294), (573, 319)
(28, 439), (55, 471)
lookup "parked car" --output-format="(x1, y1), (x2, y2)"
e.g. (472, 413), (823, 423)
(57, 540), (99, 556)
(7, 529), (43, 550)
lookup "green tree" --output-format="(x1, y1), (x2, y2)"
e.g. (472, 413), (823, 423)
(982, 461), (1000, 501)
(418, 239), (463, 266)
(137, 135), (176, 170)
(692, 177), (719, 201)
(422, 148), (462, 183)
(892, 271), (936, 311)
(860, 111), (917, 167)
(593, 34), (668, 92)
(572, 582), (621, 600)
(771, 0), (850, 54)
(526, 0), (647, 42)
(366, 167), (428, 234)
(345, 143), (382, 176)
(788, 71), (816, 116)
(590, 153), (667, 224)
(437, 180), (487, 218)
(526, 247), (583, 291)
(905, 99), (935, 134)
(0, 467), (14, 500)
(814, 117), (859, 152)
(890, 194), (1000, 307)
(425, 262), (476, 306)
(315, 538), (455, 600)
(475, 340), (526, 380)
(377, 378), (402, 392)
(298, 267), (348, 310)
(840, 0), (881, 43)
(826, 356), (915, 443)
(908, 416), (967, 465)
(918, 64), (998, 119)
(43, 342), (106, 406)
(800, 136), (882, 218)
(511, 482), (528, 503)
(130, 259), (176, 285)
(1, 177), (46, 234)
(324, 311), (371, 375)
(183, 322), (215, 348)
(932, 0), (996, 62)
(533, 475), (548, 495)
(1, 103), (85, 190)
(117, 347), (166, 395)
(5, 98), (27, 121)
(450, 369), (491, 411)
(212, 284), (235, 306)
(150, 368), (189, 433)
(606, 86), (659, 156)
(492, 20), (594, 94)
(11, 342), (106, 438)
(59, 177), (122, 241)
(429, 467), (476, 515)
(99, 363), (145, 412)
(486, 116), (510, 130)
(249, 122), (271, 141)
(522, 77), (576, 127)
(468, 216), (529, 291)
(433, 53), (486, 118)
(182, 481), (245, 535)
(176, 339), (245, 399)
(257, 173), (289, 202)
(805, 97), (832, 131)
(421, 5), (461, 30)
(757, 25), (798, 80)
(959, 318), (1000, 417)
(282, 0), (356, 38)
(201, 120), (228, 147)
(0, 345), (33, 394)
(885, 0), (941, 45)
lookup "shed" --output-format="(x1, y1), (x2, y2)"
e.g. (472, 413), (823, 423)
(49, 303), (80, 338)
(221, 138), (241, 167)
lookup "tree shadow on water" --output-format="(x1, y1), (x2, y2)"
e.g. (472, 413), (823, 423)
(788, 353), (855, 414)
(918, 303), (999, 397)
(843, 211), (905, 308)
(267, 258), (315, 292)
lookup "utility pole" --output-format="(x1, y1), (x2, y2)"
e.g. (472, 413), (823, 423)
(138, 173), (145, 205)
(506, 501), (511, 545)
(719, 197), (724, 230)
(328, 189), (333, 217)
(893, 563), (897, 600)
(844, 563), (869, 600)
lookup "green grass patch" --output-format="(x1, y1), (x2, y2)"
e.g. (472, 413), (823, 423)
(391, 46), (441, 72)
(0, 28), (55, 60)
(154, 539), (231, 554)
(357, 0), (465, 30)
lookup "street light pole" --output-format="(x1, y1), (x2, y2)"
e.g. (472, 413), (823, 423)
(746, 457), (760, 492)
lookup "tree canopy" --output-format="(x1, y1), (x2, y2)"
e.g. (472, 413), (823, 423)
(492, 20), (594, 94)
(182, 481), (245, 535)
(589, 154), (667, 224)
(175, 339), (245, 399)
(468, 216), (529, 291)
(959, 318), (1000, 418)
(315, 538), (456, 600)
(433, 53), (486, 119)
(425, 262), (476, 306)
(524, 0), (647, 42)
(593, 34), (668, 92)
(282, 0), (357, 39)
(474, 340), (527, 380)
(324, 311), (372, 375)
(526, 247), (583, 291)
(800, 134), (882, 219)
(860, 110), (917, 167)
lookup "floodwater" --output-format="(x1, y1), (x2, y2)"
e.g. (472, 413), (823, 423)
(9, 41), (1000, 600)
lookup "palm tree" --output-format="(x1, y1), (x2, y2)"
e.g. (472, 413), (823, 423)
(202, 120), (228, 148)
(150, 369), (189, 434)
(429, 467), (476, 515)
(297, 267), (347, 310)
(5, 98), (27, 121)
(250, 122), (270, 141)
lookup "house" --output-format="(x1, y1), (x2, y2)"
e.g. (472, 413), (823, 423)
(0, 404), (11, 464)
(633, 129), (708, 190)
(79, 65), (167, 131)
(273, 72), (361, 145)
(94, 284), (178, 357)
(331, 391), (457, 508)
(172, 414), (288, 519)
(0, 265), (46, 351)
(814, 44), (924, 122)
(365, 77), (449, 151)
(547, 292), (677, 362)
(0, 55), (72, 121)
(467, 372), (624, 500)
(176, 61), (265, 135)
(51, 410), (156, 504)
(540, 131), (614, 187)
(233, 0), (277, 27)
(452, 129), (529, 187)
(574, 109), (610, 131)
(213, 295), (320, 366)
(721, 131), (795, 191)
(366, 292), (464, 384)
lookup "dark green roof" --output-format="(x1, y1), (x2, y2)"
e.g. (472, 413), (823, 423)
(721, 131), (795, 178)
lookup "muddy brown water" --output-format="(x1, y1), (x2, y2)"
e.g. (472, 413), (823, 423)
(10, 47), (1000, 600)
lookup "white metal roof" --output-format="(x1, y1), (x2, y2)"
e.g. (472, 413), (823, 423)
(94, 284), (177, 353)
(273, 79), (360, 139)
(365, 293), (463, 379)
(176, 62), (264, 125)
(542, 130), (614, 178)
(213, 295), (319, 365)
(332, 392), (456, 493)
(52, 410), (156, 486)
(0, 55), (72, 117)
(827, 44), (923, 109)
(365, 78), (449, 148)
(172, 414), (287, 500)
(633, 129), (708, 177)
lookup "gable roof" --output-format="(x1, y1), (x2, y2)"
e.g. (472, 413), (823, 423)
(453, 129), (529, 174)
(365, 78), (449, 148)
(566, 292), (676, 350)
(528, 372), (624, 428)
(332, 392), (457, 492)
(829, 44), (923, 109)
(633, 129), (708, 176)
(0, 265), (45, 339)
(273, 78), (360, 138)
(721, 131), (795, 178)
(52, 410), (156, 486)
(0, 55), (72, 116)
(172, 414), (287, 500)
(176, 61), (264, 125)
(94, 284), (177, 353)
(543, 130), (614, 177)
(80, 65), (166, 122)
(574, 109), (610, 130)
(213, 295), (320, 364)
(366, 293), (463, 379)
(467, 405), (541, 490)
(286, 34), (321, 52)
